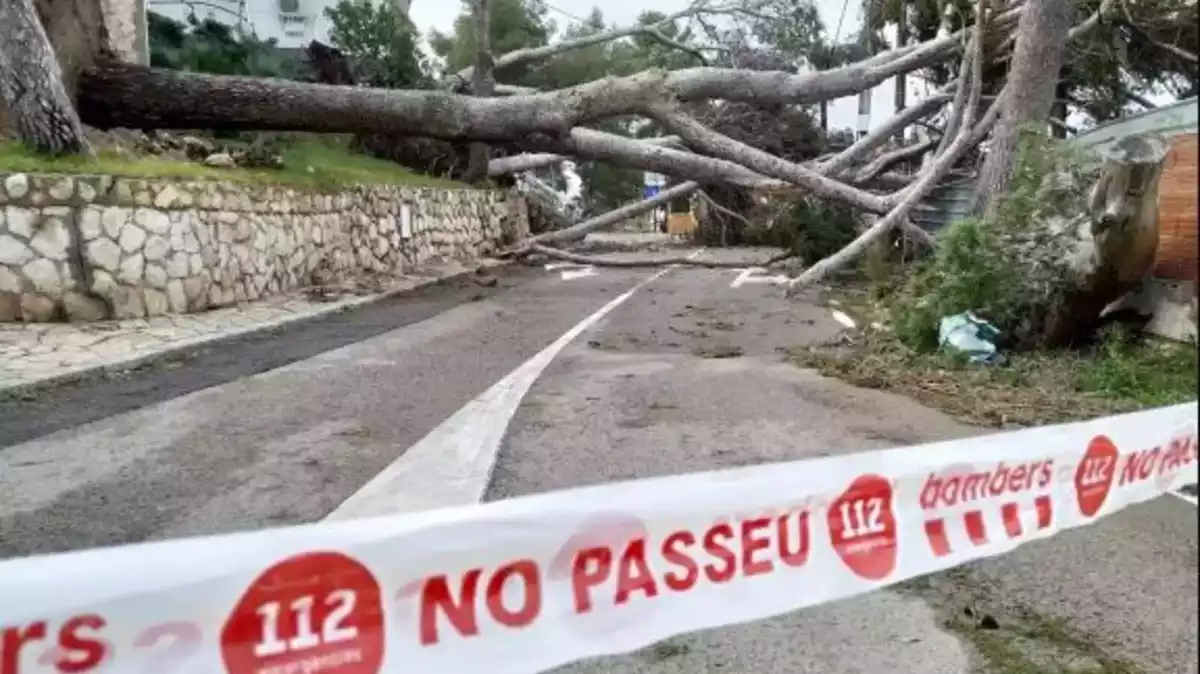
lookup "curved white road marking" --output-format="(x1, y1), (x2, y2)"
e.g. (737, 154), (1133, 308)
(326, 252), (702, 521)
(1168, 489), (1199, 506)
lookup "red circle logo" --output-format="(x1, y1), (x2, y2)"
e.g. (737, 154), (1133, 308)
(828, 474), (897, 580)
(221, 551), (385, 674)
(1075, 436), (1119, 518)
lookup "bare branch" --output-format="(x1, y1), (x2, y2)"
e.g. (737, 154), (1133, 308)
(819, 87), (954, 176)
(489, 153), (568, 176)
(853, 138), (939, 183)
(526, 181), (699, 247)
(1117, 0), (1198, 63)
(697, 190), (751, 226)
(1069, 0), (1116, 40)
(451, 0), (756, 88)
(489, 134), (684, 177)
(789, 0), (994, 288)
(522, 128), (780, 188)
(649, 106), (893, 213)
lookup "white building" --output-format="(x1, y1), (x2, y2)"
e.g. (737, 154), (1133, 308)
(148, 0), (339, 49)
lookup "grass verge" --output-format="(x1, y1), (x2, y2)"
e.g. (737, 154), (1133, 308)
(0, 138), (464, 191)
(790, 285), (1197, 428)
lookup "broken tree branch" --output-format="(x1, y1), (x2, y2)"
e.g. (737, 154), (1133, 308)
(819, 87), (955, 176)
(649, 105), (894, 213)
(853, 138), (940, 183)
(520, 128), (780, 189)
(527, 243), (794, 268)
(525, 181), (699, 247)
(488, 134), (684, 177)
(449, 0), (753, 88)
(788, 0), (994, 289)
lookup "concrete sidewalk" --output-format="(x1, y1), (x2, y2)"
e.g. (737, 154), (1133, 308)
(0, 259), (505, 395)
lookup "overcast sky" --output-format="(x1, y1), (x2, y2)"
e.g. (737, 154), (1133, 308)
(406, 0), (935, 132)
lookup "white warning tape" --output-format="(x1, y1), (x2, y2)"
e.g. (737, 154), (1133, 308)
(0, 402), (1195, 674)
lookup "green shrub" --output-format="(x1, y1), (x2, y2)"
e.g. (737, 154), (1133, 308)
(891, 128), (1096, 351)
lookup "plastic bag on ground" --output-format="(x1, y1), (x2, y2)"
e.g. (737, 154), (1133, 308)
(938, 311), (1002, 364)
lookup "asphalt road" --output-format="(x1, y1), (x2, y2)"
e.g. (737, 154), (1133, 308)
(0, 248), (1195, 674)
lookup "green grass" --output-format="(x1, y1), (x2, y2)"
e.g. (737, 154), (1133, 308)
(0, 138), (464, 191)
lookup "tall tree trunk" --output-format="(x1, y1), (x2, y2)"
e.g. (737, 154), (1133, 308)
(464, 0), (494, 183)
(893, 1), (909, 143)
(0, 0), (92, 155)
(971, 0), (1074, 218)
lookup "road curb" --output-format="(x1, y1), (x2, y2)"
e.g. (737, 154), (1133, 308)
(0, 259), (511, 400)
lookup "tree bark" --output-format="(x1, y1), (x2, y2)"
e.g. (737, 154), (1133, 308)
(0, 0), (92, 155)
(76, 26), (969, 139)
(894, 0), (909, 142)
(971, 0), (1074, 218)
(464, 0), (494, 183)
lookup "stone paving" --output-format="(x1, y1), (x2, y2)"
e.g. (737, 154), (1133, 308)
(0, 260), (498, 393)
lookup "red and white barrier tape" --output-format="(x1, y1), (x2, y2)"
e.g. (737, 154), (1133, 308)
(1, 402), (1196, 674)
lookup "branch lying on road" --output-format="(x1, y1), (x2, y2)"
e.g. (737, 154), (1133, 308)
(526, 244), (795, 268)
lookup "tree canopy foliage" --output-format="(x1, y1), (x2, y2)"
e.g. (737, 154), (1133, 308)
(147, 12), (301, 78)
(325, 0), (431, 89)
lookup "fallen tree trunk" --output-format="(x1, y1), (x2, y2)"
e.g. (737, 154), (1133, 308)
(76, 25), (970, 141)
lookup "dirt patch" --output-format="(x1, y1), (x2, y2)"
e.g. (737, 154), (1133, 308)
(789, 287), (1197, 429)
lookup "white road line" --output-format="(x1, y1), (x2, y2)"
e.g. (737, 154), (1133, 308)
(325, 251), (702, 521)
(1168, 488), (1199, 506)
(730, 268), (764, 289)
(730, 267), (789, 288)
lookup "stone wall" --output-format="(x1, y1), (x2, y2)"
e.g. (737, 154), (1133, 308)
(0, 174), (528, 322)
